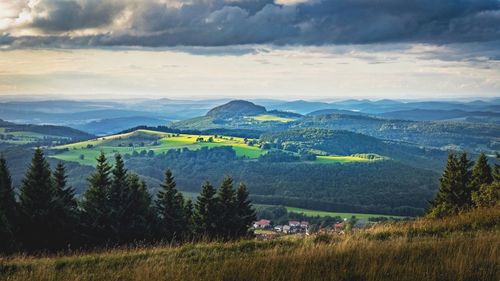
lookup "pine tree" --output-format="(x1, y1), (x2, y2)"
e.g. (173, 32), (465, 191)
(18, 148), (57, 250)
(183, 199), (194, 240)
(471, 153), (492, 193)
(472, 153), (500, 208)
(456, 153), (473, 207)
(235, 183), (256, 238)
(52, 162), (79, 248)
(492, 153), (500, 183)
(429, 152), (473, 217)
(216, 176), (237, 239)
(155, 169), (186, 241)
(429, 153), (459, 217)
(120, 173), (154, 243)
(108, 153), (129, 242)
(194, 181), (218, 239)
(81, 152), (112, 245)
(0, 156), (18, 252)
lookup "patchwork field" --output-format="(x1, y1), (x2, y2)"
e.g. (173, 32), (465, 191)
(52, 129), (266, 165)
(51, 129), (385, 167)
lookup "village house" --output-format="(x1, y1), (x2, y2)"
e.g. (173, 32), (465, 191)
(253, 219), (271, 229)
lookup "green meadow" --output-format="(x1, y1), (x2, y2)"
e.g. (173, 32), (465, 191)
(255, 204), (401, 219)
(50, 129), (384, 166)
(246, 114), (296, 123)
(284, 206), (402, 219)
(315, 155), (375, 163)
(52, 130), (266, 165)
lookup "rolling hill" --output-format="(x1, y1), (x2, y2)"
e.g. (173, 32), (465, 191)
(0, 119), (94, 145)
(172, 100), (301, 131)
(379, 109), (500, 122)
(74, 116), (170, 136)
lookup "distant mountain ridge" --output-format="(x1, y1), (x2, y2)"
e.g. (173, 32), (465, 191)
(379, 109), (500, 122)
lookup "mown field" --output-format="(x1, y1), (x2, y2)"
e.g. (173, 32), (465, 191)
(50, 129), (382, 166)
(1, 207), (498, 281)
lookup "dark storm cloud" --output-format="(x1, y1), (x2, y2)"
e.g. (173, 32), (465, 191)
(30, 0), (127, 32)
(4, 0), (500, 47)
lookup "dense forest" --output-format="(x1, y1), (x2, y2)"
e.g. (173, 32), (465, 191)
(0, 149), (256, 253)
(124, 146), (439, 216)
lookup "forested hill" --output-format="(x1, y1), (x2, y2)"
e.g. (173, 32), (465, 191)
(206, 100), (267, 119)
(0, 119), (94, 141)
(291, 114), (499, 153)
(171, 100), (499, 154)
(260, 128), (447, 170)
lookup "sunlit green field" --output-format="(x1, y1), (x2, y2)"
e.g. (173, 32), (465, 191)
(52, 130), (266, 165)
(315, 155), (375, 163)
(246, 114), (296, 123)
(284, 207), (402, 219)
(255, 204), (401, 219)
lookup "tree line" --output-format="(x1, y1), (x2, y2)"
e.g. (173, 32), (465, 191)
(428, 152), (500, 217)
(0, 149), (256, 253)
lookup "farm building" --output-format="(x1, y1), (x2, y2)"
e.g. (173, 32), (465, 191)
(253, 219), (271, 229)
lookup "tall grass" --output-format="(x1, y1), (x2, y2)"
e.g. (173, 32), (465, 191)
(1, 207), (499, 281)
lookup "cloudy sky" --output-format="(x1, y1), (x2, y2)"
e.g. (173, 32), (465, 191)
(1, 0), (499, 100)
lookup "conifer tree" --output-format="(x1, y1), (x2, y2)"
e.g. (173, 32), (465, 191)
(429, 153), (459, 217)
(429, 152), (473, 217)
(235, 183), (256, 238)
(493, 153), (500, 182)
(155, 169), (186, 241)
(18, 148), (57, 250)
(81, 152), (112, 245)
(0, 156), (18, 252)
(473, 153), (500, 207)
(108, 153), (129, 242)
(216, 176), (237, 239)
(194, 181), (218, 239)
(456, 153), (473, 207)
(52, 162), (79, 248)
(121, 173), (154, 242)
(183, 199), (194, 240)
(471, 153), (493, 190)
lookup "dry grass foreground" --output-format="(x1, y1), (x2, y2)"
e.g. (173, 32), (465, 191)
(1, 207), (499, 281)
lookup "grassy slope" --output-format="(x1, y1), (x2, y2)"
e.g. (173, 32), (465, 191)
(315, 155), (374, 163)
(246, 114), (296, 123)
(1, 207), (498, 281)
(52, 130), (266, 165)
(51, 129), (378, 166)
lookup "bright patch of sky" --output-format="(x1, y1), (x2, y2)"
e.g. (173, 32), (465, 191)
(1, 44), (499, 100)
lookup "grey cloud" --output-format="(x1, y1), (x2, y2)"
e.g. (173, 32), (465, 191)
(4, 0), (500, 48)
(30, 0), (127, 32)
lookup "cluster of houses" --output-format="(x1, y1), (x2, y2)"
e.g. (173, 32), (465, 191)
(253, 218), (371, 238)
(253, 219), (310, 235)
